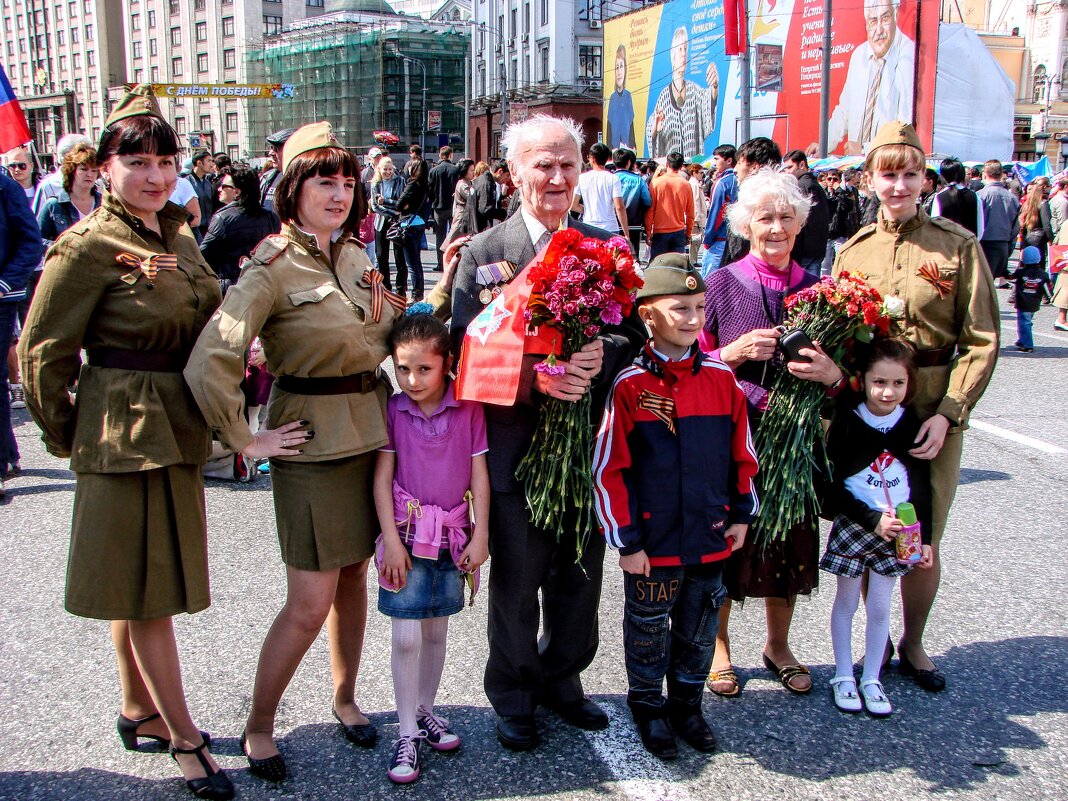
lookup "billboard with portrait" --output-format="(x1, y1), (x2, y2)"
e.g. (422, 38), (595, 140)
(603, 0), (1010, 162)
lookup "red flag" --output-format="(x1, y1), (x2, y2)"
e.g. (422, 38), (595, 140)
(736, 0), (748, 52)
(724, 0), (738, 55)
(0, 65), (32, 154)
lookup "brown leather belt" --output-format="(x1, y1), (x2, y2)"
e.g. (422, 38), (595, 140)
(913, 346), (955, 368)
(87, 347), (188, 373)
(275, 371), (379, 395)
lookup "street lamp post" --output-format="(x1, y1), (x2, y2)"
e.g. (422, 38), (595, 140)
(397, 54), (428, 156)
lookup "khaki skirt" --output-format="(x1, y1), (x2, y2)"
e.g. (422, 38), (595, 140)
(66, 465), (210, 620)
(1052, 271), (1068, 310)
(269, 452), (378, 571)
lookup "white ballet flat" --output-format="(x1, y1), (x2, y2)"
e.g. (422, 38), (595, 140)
(830, 676), (862, 713)
(859, 679), (893, 717)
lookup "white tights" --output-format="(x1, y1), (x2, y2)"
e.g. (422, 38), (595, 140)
(830, 571), (898, 684)
(391, 617), (450, 737)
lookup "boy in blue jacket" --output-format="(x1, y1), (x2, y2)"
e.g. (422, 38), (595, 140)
(593, 253), (758, 760)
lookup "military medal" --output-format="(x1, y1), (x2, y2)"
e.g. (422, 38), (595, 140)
(479, 288), (493, 304)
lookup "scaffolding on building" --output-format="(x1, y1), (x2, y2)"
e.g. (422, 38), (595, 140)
(246, 16), (469, 156)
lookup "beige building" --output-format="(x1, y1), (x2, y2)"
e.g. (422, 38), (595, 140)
(1, 0), (126, 163)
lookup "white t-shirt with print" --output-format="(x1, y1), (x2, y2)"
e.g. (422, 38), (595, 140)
(843, 403), (910, 515)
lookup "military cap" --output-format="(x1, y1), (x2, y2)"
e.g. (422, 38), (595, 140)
(266, 128), (297, 147)
(636, 253), (706, 300)
(104, 83), (164, 128)
(281, 121), (342, 173)
(867, 120), (924, 158)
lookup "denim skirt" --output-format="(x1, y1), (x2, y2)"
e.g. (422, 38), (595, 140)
(378, 550), (464, 619)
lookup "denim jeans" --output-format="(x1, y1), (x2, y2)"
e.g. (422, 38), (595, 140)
(1017, 309), (1034, 349)
(699, 240), (726, 278)
(0, 302), (20, 477)
(649, 230), (687, 261)
(623, 561), (726, 718)
(399, 224), (426, 298)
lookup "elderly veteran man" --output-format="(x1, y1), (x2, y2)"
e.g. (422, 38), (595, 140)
(451, 115), (645, 751)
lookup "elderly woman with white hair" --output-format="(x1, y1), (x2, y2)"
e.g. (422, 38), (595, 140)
(701, 168), (845, 698)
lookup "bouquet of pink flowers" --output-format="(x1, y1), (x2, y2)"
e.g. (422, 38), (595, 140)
(514, 229), (642, 557)
(754, 271), (895, 545)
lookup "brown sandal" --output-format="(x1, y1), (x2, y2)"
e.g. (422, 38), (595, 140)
(706, 668), (741, 697)
(762, 653), (812, 694)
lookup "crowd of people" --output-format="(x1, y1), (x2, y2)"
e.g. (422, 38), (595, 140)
(0, 79), (1055, 799)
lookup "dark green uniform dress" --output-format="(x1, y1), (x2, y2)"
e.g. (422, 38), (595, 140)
(19, 193), (222, 620)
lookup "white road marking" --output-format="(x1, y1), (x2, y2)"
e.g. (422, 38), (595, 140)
(999, 323), (1068, 343)
(586, 703), (701, 801)
(969, 419), (1067, 454)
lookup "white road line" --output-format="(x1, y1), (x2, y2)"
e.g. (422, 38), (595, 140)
(999, 323), (1068, 343)
(586, 703), (701, 801)
(969, 419), (1067, 454)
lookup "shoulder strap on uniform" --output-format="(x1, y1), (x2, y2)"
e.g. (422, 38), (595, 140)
(249, 234), (290, 266)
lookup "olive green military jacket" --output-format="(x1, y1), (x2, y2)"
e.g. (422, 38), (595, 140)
(184, 224), (398, 461)
(18, 192), (222, 472)
(834, 208), (999, 427)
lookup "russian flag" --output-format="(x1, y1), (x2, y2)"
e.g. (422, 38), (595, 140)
(0, 65), (32, 154)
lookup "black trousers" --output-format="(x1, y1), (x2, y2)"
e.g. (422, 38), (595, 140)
(981, 239), (1011, 279)
(433, 208), (452, 272)
(484, 491), (606, 717)
(374, 227), (407, 292)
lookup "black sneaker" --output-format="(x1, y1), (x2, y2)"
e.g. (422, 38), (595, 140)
(417, 710), (460, 751)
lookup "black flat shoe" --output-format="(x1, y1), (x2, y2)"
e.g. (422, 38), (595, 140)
(898, 647), (946, 692)
(495, 714), (538, 751)
(170, 739), (234, 800)
(332, 707), (378, 748)
(117, 713), (211, 752)
(635, 717), (677, 761)
(240, 731), (287, 782)
(669, 710), (717, 753)
(543, 697), (609, 731)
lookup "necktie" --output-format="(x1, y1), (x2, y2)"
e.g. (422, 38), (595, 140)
(535, 230), (552, 254)
(862, 58), (885, 144)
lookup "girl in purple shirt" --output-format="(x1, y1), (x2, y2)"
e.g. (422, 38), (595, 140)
(373, 312), (490, 784)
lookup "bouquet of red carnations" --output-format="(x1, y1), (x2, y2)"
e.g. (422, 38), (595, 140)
(514, 229), (642, 557)
(754, 271), (895, 546)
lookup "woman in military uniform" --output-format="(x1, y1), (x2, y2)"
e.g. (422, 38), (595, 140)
(834, 121), (999, 692)
(18, 86), (234, 800)
(185, 122), (404, 782)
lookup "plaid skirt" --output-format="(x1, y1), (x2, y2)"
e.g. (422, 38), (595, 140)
(819, 515), (913, 579)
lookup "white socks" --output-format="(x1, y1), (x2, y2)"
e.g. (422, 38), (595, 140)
(830, 572), (897, 683)
(391, 616), (450, 737)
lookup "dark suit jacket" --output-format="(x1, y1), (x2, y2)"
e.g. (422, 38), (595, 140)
(467, 172), (507, 233)
(451, 213), (646, 493)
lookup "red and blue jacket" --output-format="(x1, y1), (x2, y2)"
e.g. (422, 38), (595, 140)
(593, 343), (759, 566)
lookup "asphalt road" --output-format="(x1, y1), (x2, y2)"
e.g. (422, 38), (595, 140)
(1, 288), (1066, 801)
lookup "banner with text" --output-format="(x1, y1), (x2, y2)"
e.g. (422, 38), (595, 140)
(603, 0), (952, 161)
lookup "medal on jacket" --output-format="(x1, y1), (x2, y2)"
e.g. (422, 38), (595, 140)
(476, 260), (515, 305)
(116, 252), (178, 287)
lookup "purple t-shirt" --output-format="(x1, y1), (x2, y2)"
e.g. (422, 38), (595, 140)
(381, 383), (488, 510)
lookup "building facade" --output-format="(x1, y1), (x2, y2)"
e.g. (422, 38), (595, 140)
(468, 0), (644, 160)
(1, 0), (125, 162)
(250, 9), (469, 155)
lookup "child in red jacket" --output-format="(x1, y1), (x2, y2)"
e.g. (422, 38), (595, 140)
(593, 253), (758, 761)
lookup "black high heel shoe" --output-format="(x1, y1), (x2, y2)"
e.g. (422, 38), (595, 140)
(117, 713), (211, 752)
(170, 739), (234, 800)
